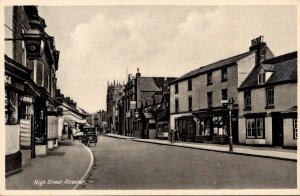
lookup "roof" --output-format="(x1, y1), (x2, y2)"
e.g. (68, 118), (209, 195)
(139, 77), (161, 91)
(154, 94), (163, 104)
(261, 64), (275, 72)
(282, 106), (297, 114)
(239, 51), (297, 90)
(145, 98), (154, 106)
(170, 51), (254, 84)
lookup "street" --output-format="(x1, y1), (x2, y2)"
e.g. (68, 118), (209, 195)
(81, 136), (297, 189)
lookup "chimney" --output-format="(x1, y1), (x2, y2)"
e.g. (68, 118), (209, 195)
(136, 68), (141, 78)
(249, 36), (267, 65)
(56, 89), (61, 96)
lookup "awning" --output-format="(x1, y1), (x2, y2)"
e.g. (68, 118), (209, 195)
(63, 110), (87, 124)
(143, 112), (154, 119)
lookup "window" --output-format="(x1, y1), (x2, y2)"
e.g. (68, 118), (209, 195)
(188, 96), (192, 112)
(294, 118), (297, 139)
(175, 98), (179, 113)
(207, 92), (213, 108)
(221, 68), (227, 81)
(244, 91), (251, 109)
(246, 118), (264, 139)
(221, 89), (228, 101)
(5, 89), (19, 125)
(188, 79), (192, 91)
(266, 87), (274, 107)
(258, 73), (266, 84)
(175, 83), (178, 94)
(207, 72), (212, 85)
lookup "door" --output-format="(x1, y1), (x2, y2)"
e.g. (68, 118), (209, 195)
(272, 113), (283, 146)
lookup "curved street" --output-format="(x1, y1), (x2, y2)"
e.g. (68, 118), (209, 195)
(80, 136), (296, 189)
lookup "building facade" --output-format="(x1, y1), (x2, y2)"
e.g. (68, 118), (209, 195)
(169, 36), (274, 144)
(106, 81), (124, 133)
(119, 69), (176, 138)
(5, 6), (61, 175)
(238, 52), (297, 148)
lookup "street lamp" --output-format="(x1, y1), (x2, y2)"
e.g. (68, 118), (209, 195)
(222, 98), (235, 152)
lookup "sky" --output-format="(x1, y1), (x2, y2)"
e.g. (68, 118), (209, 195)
(33, 5), (297, 113)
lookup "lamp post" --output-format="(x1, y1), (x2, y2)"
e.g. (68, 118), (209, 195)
(222, 98), (235, 152)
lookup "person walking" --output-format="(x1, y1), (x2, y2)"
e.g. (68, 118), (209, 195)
(174, 128), (179, 143)
(169, 129), (174, 144)
(67, 125), (72, 140)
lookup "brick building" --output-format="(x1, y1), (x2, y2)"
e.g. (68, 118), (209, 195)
(119, 69), (176, 138)
(5, 6), (61, 175)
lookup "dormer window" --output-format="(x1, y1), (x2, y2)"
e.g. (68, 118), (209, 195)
(258, 65), (274, 85)
(258, 72), (265, 84)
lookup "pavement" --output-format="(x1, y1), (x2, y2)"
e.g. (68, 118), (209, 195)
(106, 133), (297, 161)
(5, 140), (93, 190)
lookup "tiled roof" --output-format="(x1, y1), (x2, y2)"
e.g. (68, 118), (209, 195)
(170, 51), (254, 84)
(239, 51), (297, 90)
(145, 98), (154, 106)
(154, 94), (163, 104)
(139, 77), (161, 91)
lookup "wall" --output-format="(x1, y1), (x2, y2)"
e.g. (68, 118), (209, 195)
(238, 83), (297, 145)
(169, 113), (193, 130)
(283, 118), (297, 147)
(198, 65), (239, 109)
(239, 83), (297, 116)
(237, 53), (256, 87)
(6, 125), (20, 155)
(5, 7), (13, 58)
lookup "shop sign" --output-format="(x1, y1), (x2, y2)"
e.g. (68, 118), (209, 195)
(20, 96), (33, 104)
(25, 39), (41, 59)
(130, 101), (136, 110)
(5, 75), (11, 84)
(126, 111), (131, 118)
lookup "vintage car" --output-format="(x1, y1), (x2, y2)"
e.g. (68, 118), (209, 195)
(82, 125), (98, 146)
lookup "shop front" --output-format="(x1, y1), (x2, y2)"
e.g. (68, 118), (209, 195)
(193, 108), (238, 144)
(175, 116), (196, 142)
(5, 57), (32, 175)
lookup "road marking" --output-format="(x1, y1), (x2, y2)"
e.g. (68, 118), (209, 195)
(72, 141), (94, 190)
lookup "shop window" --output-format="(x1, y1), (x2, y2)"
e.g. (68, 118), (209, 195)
(199, 119), (211, 136)
(213, 116), (227, 136)
(175, 83), (178, 94)
(266, 87), (274, 108)
(188, 79), (192, 91)
(244, 91), (251, 110)
(246, 118), (264, 139)
(221, 68), (227, 82)
(207, 92), (213, 108)
(222, 89), (228, 101)
(207, 72), (213, 85)
(175, 98), (179, 113)
(188, 96), (192, 112)
(5, 89), (18, 125)
(294, 118), (297, 139)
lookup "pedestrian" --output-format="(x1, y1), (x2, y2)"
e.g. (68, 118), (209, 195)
(169, 129), (174, 144)
(67, 125), (72, 140)
(174, 128), (179, 143)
